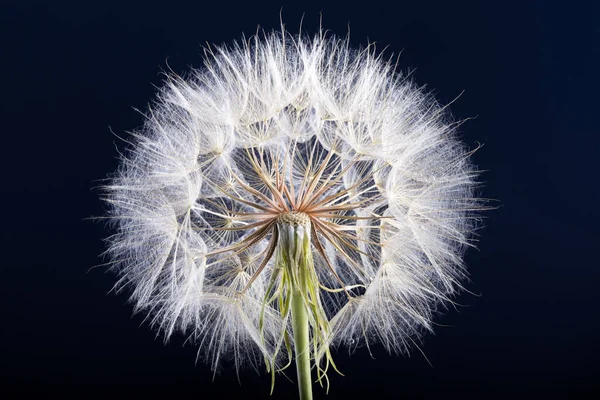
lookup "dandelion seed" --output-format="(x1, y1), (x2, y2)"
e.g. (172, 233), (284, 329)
(100, 24), (485, 400)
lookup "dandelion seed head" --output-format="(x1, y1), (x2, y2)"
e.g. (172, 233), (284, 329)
(101, 25), (483, 373)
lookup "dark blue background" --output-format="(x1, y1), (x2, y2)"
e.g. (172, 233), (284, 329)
(1, 0), (598, 398)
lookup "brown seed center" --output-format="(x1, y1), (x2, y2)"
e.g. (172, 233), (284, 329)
(277, 211), (310, 228)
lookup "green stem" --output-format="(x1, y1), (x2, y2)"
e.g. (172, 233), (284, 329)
(291, 289), (313, 400)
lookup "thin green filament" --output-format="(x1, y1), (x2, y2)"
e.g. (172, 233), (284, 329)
(260, 215), (342, 399)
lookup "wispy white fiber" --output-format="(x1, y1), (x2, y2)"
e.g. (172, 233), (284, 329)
(101, 25), (483, 372)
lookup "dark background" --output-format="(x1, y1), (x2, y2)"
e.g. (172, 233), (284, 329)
(2, 0), (598, 398)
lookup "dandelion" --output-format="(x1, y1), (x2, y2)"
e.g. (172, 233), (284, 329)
(101, 25), (484, 400)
